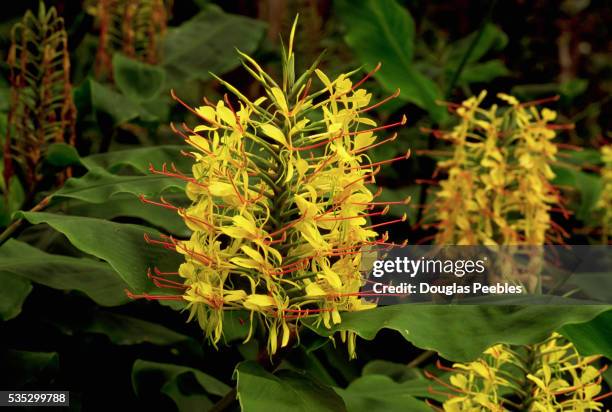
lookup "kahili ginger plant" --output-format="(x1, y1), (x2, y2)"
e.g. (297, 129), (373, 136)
(128, 19), (409, 358)
(428, 333), (610, 411)
(3, 2), (77, 198)
(92, 0), (168, 79)
(430, 91), (567, 246)
(427, 93), (609, 410)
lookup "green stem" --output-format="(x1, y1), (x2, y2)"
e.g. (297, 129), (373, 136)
(208, 387), (237, 412)
(0, 196), (49, 246)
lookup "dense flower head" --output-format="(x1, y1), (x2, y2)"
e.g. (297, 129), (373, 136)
(431, 91), (566, 246)
(431, 333), (610, 411)
(131, 19), (409, 358)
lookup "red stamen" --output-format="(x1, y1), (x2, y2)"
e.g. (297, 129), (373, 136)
(359, 89), (400, 113)
(291, 132), (343, 151)
(170, 89), (222, 128)
(351, 62), (382, 91)
(350, 133), (397, 154)
(346, 115), (407, 137)
(125, 289), (184, 301)
(518, 95), (560, 107)
(149, 163), (206, 188)
(365, 214), (407, 230)
(350, 151), (410, 170)
(140, 194), (179, 211)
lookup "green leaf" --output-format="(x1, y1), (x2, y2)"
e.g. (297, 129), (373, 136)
(162, 5), (266, 84)
(15, 212), (183, 297)
(0, 239), (129, 306)
(310, 305), (610, 362)
(56, 194), (189, 237)
(456, 59), (510, 84)
(236, 361), (347, 412)
(45, 143), (81, 167)
(51, 167), (185, 204)
(0, 350), (59, 387)
(0, 272), (32, 321)
(335, 0), (444, 121)
(54, 311), (189, 346)
(80, 145), (190, 174)
(560, 310), (612, 359)
(447, 24), (508, 66)
(113, 54), (166, 101)
(89, 79), (143, 124)
(132, 359), (230, 411)
(361, 360), (421, 382)
(335, 375), (431, 411)
(86, 79), (159, 125)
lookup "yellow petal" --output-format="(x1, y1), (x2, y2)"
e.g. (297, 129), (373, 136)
(260, 124), (288, 146)
(271, 87), (289, 114)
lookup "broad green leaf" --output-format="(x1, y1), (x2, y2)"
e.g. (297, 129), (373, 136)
(456, 59), (510, 85)
(83, 79), (159, 125)
(335, 375), (431, 411)
(80, 145), (191, 174)
(311, 305), (610, 362)
(15, 212), (183, 297)
(51, 167), (185, 204)
(162, 5), (266, 85)
(222, 310), (251, 343)
(361, 360), (422, 382)
(0, 350), (58, 387)
(56, 194), (189, 237)
(335, 0), (444, 121)
(447, 24), (508, 67)
(0, 239), (129, 306)
(45, 143), (81, 167)
(89, 79), (147, 124)
(0, 272), (31, 321)
(113, 54), (166, 101)
(560, 309), (612, 359)
(54, 311), (189, 346)
(236, 361), (347, 412)
(132, 359), (230, 411)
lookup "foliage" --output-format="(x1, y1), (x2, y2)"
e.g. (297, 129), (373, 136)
(0, 1), (610, 411)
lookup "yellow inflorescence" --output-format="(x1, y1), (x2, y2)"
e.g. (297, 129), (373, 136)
(598, 145), (612, 243)
(441, 333), (608, 411)
(143, 20), (407, 358)
(433, 91), (561, 246)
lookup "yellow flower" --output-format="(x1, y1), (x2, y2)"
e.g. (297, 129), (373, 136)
(131, 16), (410, 358)
(437, 333), (609, 411)
(432, 91), (564, 247)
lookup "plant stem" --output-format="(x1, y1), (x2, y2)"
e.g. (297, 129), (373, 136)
(209, 387), (237, 412)
(407, 350), (435, 367)
(0, 196), (49, 246)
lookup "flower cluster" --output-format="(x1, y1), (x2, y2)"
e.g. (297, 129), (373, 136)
(90, 0), (168, 78)
(597, 145), (612, 243)
(431, 91), (566, 246)
(3, 2), (76, 196)
(430, 333), (610, 411)
(131, 20), (408, 357)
